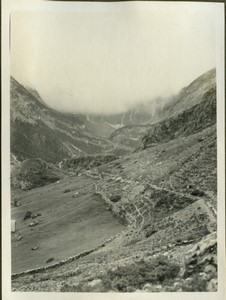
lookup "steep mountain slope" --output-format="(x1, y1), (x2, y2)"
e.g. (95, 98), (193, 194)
(10, 77), (130, 163)
(141, 86), (216, 149)
(148, 68), (216, 124)
(110, 69), (216, 147)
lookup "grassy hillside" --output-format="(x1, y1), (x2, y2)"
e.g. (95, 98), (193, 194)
(11, 175), (124, 273)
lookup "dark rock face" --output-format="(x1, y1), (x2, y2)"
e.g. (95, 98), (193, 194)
(141, 87), (216, 150)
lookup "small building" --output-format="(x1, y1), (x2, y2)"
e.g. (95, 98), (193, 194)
(11, 220), (16, 233)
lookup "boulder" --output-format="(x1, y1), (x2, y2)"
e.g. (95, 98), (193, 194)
(31, 245), (39, 250)
(86, 279), (104, 292)
(142, 283), (153, 291)
(207, 278), (218, 291)
(204, 264), (216, 274)
(46, 257), (55, 264)
(29, 221), (38, 227)
(190, 190), (204, 197)
(142, 283), (163, 292)
(115, 177), (122, 182)
(23, 211), (32, 221)
(110, 195), (121, 203)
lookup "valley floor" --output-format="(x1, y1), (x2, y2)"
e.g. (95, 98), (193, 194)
(11, 175), (124, 273)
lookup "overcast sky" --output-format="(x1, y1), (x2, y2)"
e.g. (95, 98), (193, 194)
(11, 3), (219, 114)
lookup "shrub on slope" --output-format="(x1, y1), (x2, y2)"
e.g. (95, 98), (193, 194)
(11, 158), (63, 191)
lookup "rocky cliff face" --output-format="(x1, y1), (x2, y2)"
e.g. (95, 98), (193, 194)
(141, 87), (216, 150)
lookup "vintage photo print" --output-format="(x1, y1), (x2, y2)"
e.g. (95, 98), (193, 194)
(1, 1), (225, 299)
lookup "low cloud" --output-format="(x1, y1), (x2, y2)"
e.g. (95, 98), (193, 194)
(11, 4), (217, 114)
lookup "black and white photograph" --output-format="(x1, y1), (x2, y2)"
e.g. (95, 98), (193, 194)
(1, 0), (225, 298)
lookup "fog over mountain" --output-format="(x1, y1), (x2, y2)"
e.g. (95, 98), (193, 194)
(11, 3), (218, 114)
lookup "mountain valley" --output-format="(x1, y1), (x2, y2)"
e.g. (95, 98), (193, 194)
(11, 69), (218, 292)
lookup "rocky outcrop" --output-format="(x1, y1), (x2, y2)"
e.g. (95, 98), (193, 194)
(184, 232), (217, 279)
(141, 87), (216, 150)
(11, 158), (63, 191)
(62, 154), (118, 172)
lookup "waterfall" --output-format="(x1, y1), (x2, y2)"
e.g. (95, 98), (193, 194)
(121, 112), (126, 127)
